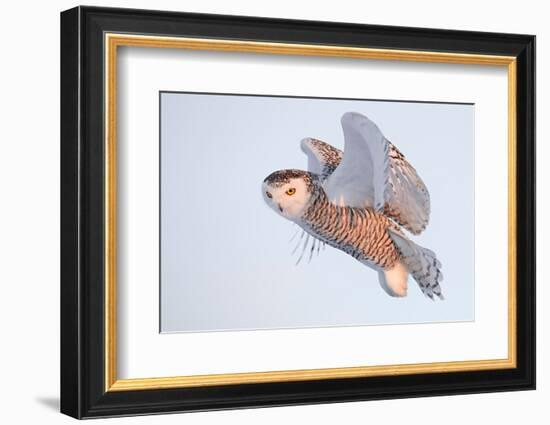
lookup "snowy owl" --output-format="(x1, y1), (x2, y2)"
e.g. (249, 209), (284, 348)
(262, 112), (443, 299)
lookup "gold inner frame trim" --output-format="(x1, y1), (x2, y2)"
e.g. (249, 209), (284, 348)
(104, 33), (518, 392)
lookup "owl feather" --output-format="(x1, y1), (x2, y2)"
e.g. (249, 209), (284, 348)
(263, 112), (443, 299)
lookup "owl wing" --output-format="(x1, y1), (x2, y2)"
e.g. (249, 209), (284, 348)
(385, 142), (431, 234)
(300, 138), (343, 182)
(323, 112), (430, 235)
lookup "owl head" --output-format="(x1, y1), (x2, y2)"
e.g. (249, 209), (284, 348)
(262, 169), (317, 221)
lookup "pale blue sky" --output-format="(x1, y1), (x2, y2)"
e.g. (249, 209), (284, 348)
(160, 92), (474, 333)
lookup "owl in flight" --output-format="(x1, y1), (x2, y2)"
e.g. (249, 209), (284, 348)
(262, 112), (443, 299)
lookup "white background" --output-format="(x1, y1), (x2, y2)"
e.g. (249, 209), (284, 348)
(0, 1), (544, 424)
(119, 49), (506, 379)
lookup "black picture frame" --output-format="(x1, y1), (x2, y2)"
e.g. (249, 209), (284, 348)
(60, 5), (535, 419)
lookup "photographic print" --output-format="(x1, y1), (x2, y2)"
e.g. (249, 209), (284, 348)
(160, 92), (474, 333)
(61, 8), (535, 417)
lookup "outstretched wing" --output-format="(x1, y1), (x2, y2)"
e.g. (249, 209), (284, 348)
(385, 143), (430, 234)
(324, 112), (430, 234)
(300, 138), (342, 182)
(324, 112), (387, 209)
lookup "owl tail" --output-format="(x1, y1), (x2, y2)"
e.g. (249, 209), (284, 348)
(387, 228), (444, 300)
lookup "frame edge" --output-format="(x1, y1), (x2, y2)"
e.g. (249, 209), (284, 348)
(515, 34), (536, 391)
(61, 6), (536, 418)
(60, 6), (83, 420)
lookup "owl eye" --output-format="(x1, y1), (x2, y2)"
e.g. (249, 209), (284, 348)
(285, 188), (296, 196)
(266, 191), (272, 199)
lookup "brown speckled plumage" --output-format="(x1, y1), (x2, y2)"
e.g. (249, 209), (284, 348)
(301, 138), (343, 181)
(301, 185), (401, 269)
(303, 137), (430, 235)
(263, 112), (443, 299)
(263, 169), (317, 191)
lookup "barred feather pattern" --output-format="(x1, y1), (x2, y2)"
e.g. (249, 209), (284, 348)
(384, 142), (431, 235)
(300, 138), (343, 182)
(300, 187), (401, 269)
(388, 228), (444, 300)
(302, 137), (430, 235)
(299, 183), (443, 299)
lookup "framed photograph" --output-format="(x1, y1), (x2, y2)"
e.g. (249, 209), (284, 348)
(60, 6), (535, 419)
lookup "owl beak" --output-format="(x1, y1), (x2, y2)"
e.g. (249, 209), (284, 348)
(278, 203), (283, 213)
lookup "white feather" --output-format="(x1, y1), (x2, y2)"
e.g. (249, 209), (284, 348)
(319, 112), (430, 234)
(388, 228), (444, 299)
